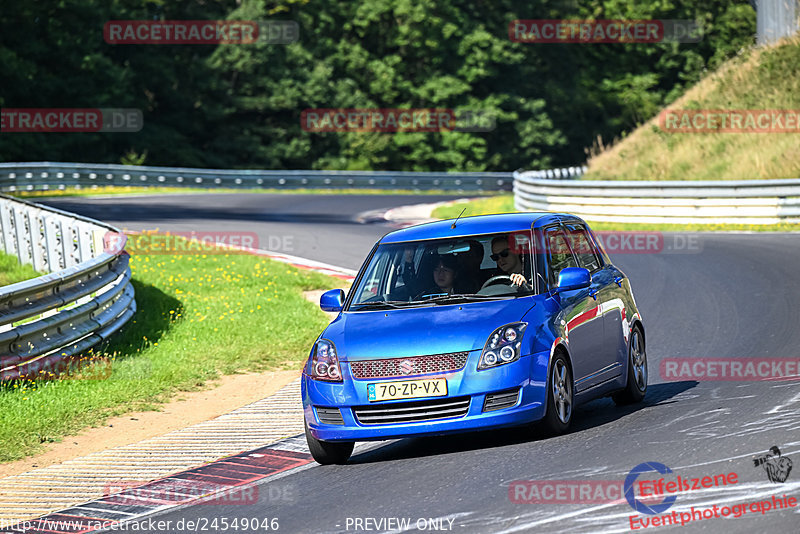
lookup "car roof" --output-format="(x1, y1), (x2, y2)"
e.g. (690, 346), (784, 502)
(379, 212), (586, 243)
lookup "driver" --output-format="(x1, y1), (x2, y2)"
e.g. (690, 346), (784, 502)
(491, 236), (528, 287)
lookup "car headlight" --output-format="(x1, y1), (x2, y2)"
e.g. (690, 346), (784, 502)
(478, 323), (527, 370)
(310, 339), (343, 382)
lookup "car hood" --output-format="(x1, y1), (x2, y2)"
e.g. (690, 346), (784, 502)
(324, 298), (536, 361)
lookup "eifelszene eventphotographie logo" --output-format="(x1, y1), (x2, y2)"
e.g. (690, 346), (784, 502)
(754, 446), (793, 483)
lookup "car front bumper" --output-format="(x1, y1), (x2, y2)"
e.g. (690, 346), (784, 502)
(302, 349), (551, 442)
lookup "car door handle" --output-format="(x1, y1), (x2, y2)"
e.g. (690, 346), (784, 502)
(588, 288), (598, 300)
(614, 276), (624, 287)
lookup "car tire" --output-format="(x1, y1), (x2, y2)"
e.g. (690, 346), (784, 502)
(305, 420), (354, 465)
(542, 352), (573, 435)
(612, 325), (647, 405)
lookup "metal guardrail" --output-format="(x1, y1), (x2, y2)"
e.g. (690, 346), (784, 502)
(757, 0), (799, 45)
(513, 166), (587, 180)
(0, 162), (519, 192)
(514, 171), (800, 224)
(0, 194), (136, 380)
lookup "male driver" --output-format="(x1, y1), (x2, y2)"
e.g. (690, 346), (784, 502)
(491, 236), (528, 287)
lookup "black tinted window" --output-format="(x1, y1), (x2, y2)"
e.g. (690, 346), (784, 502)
(565, 224), (602, 272)
(544, 226), (578, 287)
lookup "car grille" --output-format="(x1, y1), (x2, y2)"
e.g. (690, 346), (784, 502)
(314, 406), (345, 425)
(349, 352), (469, 379)
(353, 396), (470, 425)
(483, 388), (521, 412)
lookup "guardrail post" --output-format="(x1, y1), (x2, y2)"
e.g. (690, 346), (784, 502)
(13, 207), (33, 266)
(0, 202), (15, 256)
(28, 209), (48, 273)
(77, 224), (95, 262)
(44, 216), (63, 272)
(63, 223), (78, 268)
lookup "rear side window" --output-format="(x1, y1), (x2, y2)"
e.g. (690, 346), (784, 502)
(544, 226), (578, 287)
(565, 224), (602, 272)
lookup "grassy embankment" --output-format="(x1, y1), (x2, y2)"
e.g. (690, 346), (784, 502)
(586, 37), (800, 180)
(0, 239), (342, 462)
(434, 38), (800, 230)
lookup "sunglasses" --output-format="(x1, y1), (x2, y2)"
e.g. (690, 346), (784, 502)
(491, 249), (511, 261)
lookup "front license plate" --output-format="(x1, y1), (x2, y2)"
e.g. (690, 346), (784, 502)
(367, 378), (448, 402)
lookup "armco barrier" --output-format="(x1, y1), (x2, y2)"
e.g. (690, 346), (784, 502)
(0, 194), (135, 380)
(514, 171), (800, 225)
(0, 162), (521, 192)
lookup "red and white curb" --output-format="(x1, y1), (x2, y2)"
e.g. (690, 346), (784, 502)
(243, 249), (356, 282)
(1, 378), (381, 534)
(121, 230), (357, 282)
(3, 439), (313, 534)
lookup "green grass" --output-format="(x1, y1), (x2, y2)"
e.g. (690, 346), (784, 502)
(10, 185), (490, 199)
(433, 196), (515, 220)
(0, 252), (42, 286)
(433, 195), (800, 232)
(586, 37), (800, 180)
(0, 245), (342, 462)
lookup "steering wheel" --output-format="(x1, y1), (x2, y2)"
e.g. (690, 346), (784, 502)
(481, 275), (514, 289)
(480, 274), (531, 291)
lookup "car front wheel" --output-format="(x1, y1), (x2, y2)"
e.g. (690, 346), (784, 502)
(542, 353), (573, 434)
(305, 419), (354, 465)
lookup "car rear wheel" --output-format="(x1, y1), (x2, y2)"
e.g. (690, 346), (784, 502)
(613, 325), (647, 405)
(305, 420), (354, 465)
(542, 353), (573, 434)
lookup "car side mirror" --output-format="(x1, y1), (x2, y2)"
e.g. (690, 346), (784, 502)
(320, 289), (345, 312)
(556, 267), (591, 292)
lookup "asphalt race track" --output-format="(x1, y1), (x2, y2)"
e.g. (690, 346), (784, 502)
(41, 194), (800, 533)
(42, 193), (459, 270)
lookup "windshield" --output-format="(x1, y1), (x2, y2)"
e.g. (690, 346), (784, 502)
(348, 231), (537, 310)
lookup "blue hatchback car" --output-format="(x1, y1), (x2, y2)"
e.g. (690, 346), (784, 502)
(302, 213), (647, 464)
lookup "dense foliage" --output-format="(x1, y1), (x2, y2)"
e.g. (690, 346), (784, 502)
(0, 0), (755, 170)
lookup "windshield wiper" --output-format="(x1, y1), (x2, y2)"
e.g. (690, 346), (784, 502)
(422, 293), (516, 305)
(351, 300), (418, 310)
